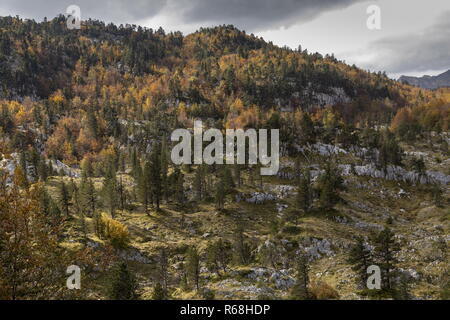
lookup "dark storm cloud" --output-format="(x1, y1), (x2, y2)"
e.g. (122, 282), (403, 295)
(0, 0), (364, 31)
(175, 0), (364, 31)
(0, 0), (168, 24)
(365, 11), (450, 74)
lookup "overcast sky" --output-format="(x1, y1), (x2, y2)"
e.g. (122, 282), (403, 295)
(1, 0), (449, 78)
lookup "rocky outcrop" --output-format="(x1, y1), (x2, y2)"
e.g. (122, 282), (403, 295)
(236, 192), (277, 204)
(339, 164), (450, 185)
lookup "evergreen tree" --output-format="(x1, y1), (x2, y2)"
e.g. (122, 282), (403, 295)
(372, 227), (400, 292)
(223, 166), (235, 194)
(186, 247), (201, 291)
(157, 248), (169, 295)
(160, 138), (169, 203)
(432, 183), (443, 207)
(205, 239), (232, 275)
(37, 159), (49, 182)
(108, 262), (139, 300)
(347, 237), (373, 288)
(234, 164), (242, 188)
(80, 177), (96, 217)
(379, 130), (403, 169)
(318, 163), (344, 210)
(291, 253), (310, 300)
(233, 225), (252, 265)
(150, 144), (162, 210)
(151, 282), (166, 300)
(136, 161), (149, 213)
(173, 168), (185, 205)
(215, 176), (225, 210)
(102, 164), (118, 218)
(296, 167), (312, 215)
(58, 181), (71, 217)
(117, 174), (125, 211)
(193, 165), (204, 201)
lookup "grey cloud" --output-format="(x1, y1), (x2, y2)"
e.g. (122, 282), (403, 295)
(175, 0), (365, 31)
(1, 0), (364, 31)
(363, 11), (450, 74)
(0, 0), (167, 24)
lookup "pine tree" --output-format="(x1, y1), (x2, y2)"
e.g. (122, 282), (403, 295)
(37, 159), (49, 182)
(81, 177), (96, 217)
(186, 247), (201, 291)
(318, 163), (344, 210)
(102, 164), (118, 218)
(379, 129), (403, 169)
(150, 144), (162, 210)
(136, 161), (149, 213)
(108, 262), (139, 300)
(372, 227), (400, 292)
(215, 176), (225, 210)
(193, 166), (204, 201)
(234, 164), (242, 188)
(233, 225), (252, 265)
(160, 138), (169, 203)
(151, 282), (166, 300)
(296, 167), (312, 215)
(58, 181), (71, 217)
(291, 253), (310, 300)
(157, 248), (169, 294)
(71, 179), (81, 217)
(205, 239), (232, 275)
(432, 183), (443, 207)
(394, 273), (411, 300)
(117, 174), (125, 211)
(174, 168), (185, 205)
(347, 237), (373, 288)
(223, 166), (235, 194)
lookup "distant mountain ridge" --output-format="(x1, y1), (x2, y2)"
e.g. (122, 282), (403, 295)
(399, 69), (450, 89)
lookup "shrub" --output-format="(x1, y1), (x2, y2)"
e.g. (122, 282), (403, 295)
(281, 224), (301, 235)
(310, 281), (340, 300)
(99, 213), (130, 249)
(201, 288), (215, 300)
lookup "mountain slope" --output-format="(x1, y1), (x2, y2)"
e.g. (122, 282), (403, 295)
(399, 70), (450, 90)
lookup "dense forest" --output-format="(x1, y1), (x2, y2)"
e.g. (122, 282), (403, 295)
(0, 16), (449, 300)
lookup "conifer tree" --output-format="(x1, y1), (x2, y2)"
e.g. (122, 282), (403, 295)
(318, 163), (344, 210)
(347, 237), (373, 288)
(151, 282), (166, 300)
(215, 177), (225, 210)
(291, 253), (310, 300)
(432, 183), (443, 207)
(205, 239), (232, 275)
(150, 144), (162, 210)
(108, 262), (139, 300)
(186, 247), (201, 291)
(80, 177), (96, 217)
(136, 162), (146, 211)
(174, 168), (185, 205)
(58, 181), (71, 217)
(160, 138), (169, 203)
(157, 248), (169, 295)
(102, 164), (118, 218)
(379, 130), (403, 169)
(372, 227), (400, 292)
(193, 165), (204, 201)
(233, 225), (252, 265)
(296, 167), (312, 215)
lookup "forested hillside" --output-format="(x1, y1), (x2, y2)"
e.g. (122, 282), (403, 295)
(0, 16), (449, 300)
